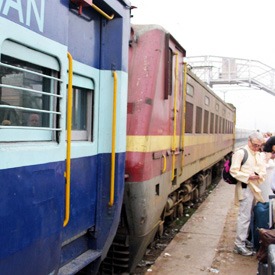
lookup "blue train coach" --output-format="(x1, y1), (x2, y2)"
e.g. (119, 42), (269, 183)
(0, 0), (131, 274)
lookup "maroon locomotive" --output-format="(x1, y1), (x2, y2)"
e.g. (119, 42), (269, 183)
(101, 24), (236, 274)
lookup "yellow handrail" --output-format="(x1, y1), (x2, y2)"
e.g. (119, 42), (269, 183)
(181, 62), (187, 168)
(64, 52), (73, 227)
(92, 3), (114, 20)
(109, 71), (117, 207)
(171, 52), (178, 181)
(161, 154), (167, 173)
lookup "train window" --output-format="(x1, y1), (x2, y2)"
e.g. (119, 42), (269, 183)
(204, 96), (210, 106)
(215, 115), (219, 133)
(230, 122), (233, 133)
(195, 106), (202, 133)
(204, 110), (209, 133)
(210, 113), (214, 133)
(2, 40), (59, 70)
(155, 184), (160, 196)
(227, 120), (231, 133)
(223, 118), (226, 133)
(71, 86), (93, 141)
(185, 101), (193, 133)
(0, 49), (60, 142)
(219, 117), (223, 133)
(186, 84), (194, 97)
(165, 48), (173, 99)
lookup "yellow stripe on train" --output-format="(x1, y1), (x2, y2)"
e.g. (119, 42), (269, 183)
(126, 134), (233, 152)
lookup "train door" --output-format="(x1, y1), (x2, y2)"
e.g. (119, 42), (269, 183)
(59, 65), (102, 266)
(167, 36), (186, 182)
(59, 2), (129, 272)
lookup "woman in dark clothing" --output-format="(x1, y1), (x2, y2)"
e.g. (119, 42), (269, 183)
(263, 136), (275, 153)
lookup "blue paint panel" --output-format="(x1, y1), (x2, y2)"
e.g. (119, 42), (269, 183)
(43, 0), (68, 44)
(91, 152), (125, 256)
(0, 151), (125, 273)
(0, 1), (130, 71)
(101, 18), (124, 71)
(67, 9), (101, 68)
(0, 162), (64, 274)
(62, 155), (98, 241)
(0, 0), (68, 43)
(0, 234), (61, 275)
(61, 152), (125, 241)
(67, 8), (129, 71)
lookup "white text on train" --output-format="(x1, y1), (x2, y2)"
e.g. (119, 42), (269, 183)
(0, 0), (45, 32)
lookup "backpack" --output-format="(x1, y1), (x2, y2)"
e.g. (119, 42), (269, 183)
(222, 148), (248, 184)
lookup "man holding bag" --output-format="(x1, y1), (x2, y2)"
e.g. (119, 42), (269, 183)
(230, 131), (266, 256)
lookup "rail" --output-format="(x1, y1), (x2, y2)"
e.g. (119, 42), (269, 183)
(181, 62), (187, 168)
(171, 52), (179, 181)
(70, 0), (114, 20)
(63, 52), (73, 227)
(92, 3), (114, 20)
(109, 71), (117, 207)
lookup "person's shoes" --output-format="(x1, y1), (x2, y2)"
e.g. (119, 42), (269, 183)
(245, 240), (254, 249)
(233, 245), (253, 256)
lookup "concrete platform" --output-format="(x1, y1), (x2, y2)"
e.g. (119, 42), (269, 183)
(145, 181), (258, 274)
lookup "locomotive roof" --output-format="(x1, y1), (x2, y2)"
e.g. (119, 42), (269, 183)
(131, 24), (186, 55)
(187, 68), (236, 111)
(130, 24), (234, 111)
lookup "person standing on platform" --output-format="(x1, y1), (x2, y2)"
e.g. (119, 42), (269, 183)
(230, 131), (266, 256)
(263, 136), (275, 154)
(259, 151), (275, 201)
(262, 136), (275, 194)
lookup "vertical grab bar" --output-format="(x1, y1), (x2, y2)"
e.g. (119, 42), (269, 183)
(64, 52), (73, 227)
(171, 52), (179, 181)
(181, 62), (187, 169)
(109, 71), (117, 207)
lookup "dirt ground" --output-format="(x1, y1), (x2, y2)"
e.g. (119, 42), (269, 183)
(211, 201), (258, 275)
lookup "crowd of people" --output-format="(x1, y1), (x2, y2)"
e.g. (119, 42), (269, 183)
(230, 131), (275, 256)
